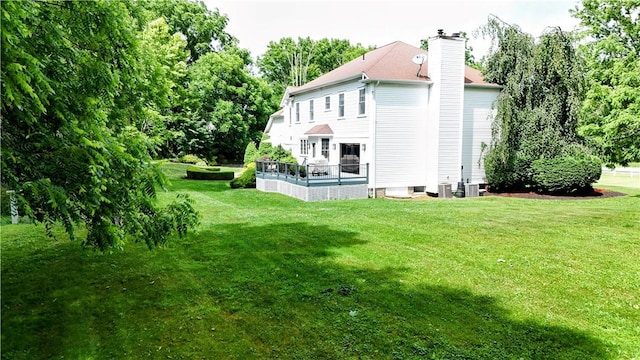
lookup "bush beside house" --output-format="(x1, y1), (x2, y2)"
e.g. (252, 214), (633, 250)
(481, 23), (601, 195)
(234, 140), (300, 189)
(244, 140), (297, 166)
(532, 155), (602, 194)
(230, 163), (256, 188)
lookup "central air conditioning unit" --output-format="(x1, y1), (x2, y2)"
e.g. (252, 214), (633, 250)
(438, 183), (452, 198)
(465, 183), (479, 197)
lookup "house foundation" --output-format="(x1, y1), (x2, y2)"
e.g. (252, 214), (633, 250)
(257, 178), (368, 201)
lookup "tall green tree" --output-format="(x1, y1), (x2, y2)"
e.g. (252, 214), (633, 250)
(137, 17), (189, 148)
(257, 37), (371, 95)
(572, 0), (640, 166)
(480, 16), (600, 192)
(138, 0), (236, 63)
(134, 0), (270, 162)
(312, 38), (371, 75)
(1, 0), (198, 250)
(185, 51), (277, 163)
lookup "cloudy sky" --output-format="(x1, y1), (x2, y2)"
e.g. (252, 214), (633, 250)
(204, 0), (582, 60)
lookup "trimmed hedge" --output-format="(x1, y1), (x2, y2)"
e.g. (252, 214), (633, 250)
(186, 166), (234, 180)
(230, 163), (256, 189)
(188, 165), (220, 172)
(180, 154), (207, 165)
(531, 155), (602, 194)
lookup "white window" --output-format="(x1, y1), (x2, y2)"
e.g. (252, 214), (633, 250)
(309, 100), (314, 121)
(295, 103), (300, 122)
(338, 93), (345, 117)
(325, 96), (331, 110)
(300, 139), (308, 155)
(358, 88), (366, 115)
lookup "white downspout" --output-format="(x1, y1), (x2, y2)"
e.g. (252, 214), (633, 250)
(372, 81), (379, 198)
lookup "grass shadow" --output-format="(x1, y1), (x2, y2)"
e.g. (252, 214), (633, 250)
(1, 222), (613, 359)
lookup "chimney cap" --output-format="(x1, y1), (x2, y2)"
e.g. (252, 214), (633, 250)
(437, 29), (445, 36)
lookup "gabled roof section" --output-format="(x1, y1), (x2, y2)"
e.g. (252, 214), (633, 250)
(304, 124), (334, 135)
(265, 109), (284, 134)
(279, 86), (299, 106)
(290, 41), (495, 95)
(270, 108), (284, 118)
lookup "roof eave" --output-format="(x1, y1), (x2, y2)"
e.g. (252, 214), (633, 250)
(279, 86), (299, 107)
(289, 74), (363, 96)
(361, 78), (433, 86)
(464, 83), (503, 89)
(264, 117), (273, 134)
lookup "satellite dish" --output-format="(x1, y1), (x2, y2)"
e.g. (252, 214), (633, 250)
(412, 54), (427, 77)
(412, 54), (427, 65)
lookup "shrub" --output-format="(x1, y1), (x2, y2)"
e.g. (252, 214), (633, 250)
(243, 142), (259, 166)
(186, 166), (234, 180)
(256, 142), (292, 162)
(484, 151), (520, 191)
(269, 145), (290, 161)
(281, 154), (298, 164)
(532, 155), (602, 194)
(180, 154), (206, 165)
(189, 165), (220, 172)
(230, 163), (256, 189)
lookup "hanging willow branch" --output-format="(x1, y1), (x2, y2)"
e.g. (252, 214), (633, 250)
(480, 17), (600, 192)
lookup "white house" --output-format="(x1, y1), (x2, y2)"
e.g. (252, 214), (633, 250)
(263, 32), (500, 197)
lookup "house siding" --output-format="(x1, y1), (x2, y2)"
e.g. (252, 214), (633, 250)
(274, 81), (371, 165)
(425, 36), (466, 193)
(265, 39), (500, 198)
(374, 83), (428, 188)
(436, 39), (465, 186)
(462, 87), (498, 184)
(268, 116), (286, 146)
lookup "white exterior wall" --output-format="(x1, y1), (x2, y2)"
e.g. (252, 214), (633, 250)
(273, 81), (372, 166)
(426, 36), (466, 193)
(462, 86), (499, 184)
(265, 40), (499, 197)
(266, 116), (286, 145)
(374, 83), (429, 189)
(425, 52), (440, 193)
(274, 98), (297, 154)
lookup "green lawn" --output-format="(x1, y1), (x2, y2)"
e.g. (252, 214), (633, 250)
(2, 163), (639, 359)
(597, 172), (640, 189)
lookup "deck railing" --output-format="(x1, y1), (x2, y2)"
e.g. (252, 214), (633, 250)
(255, 160), (369, 187)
